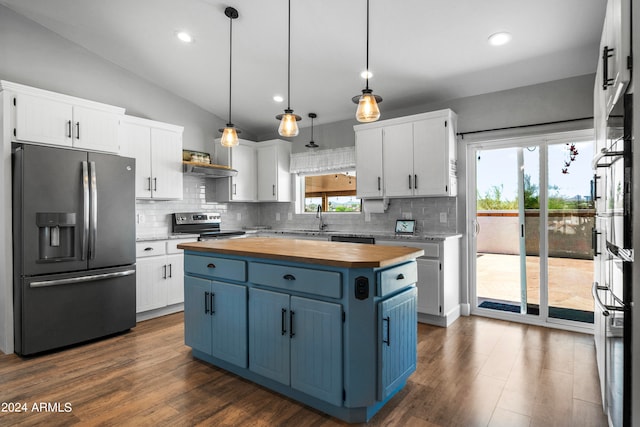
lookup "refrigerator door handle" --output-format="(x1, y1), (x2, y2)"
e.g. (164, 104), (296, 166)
(82, 161), (89, 261)
(89, 161), (98, 260)
(30, 269), (136, 288)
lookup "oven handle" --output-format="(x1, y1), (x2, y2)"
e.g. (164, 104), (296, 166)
(30, 270), (136, 288)
(592, 281), (626, 316)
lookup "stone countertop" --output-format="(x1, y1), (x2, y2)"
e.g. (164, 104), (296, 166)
(251, 229), (462, 241)
(136, 233), (199, 242)
(178, 237), (424, 268)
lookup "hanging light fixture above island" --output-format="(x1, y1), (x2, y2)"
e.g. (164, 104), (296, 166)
(352, 0), (382, 123)
(219, 6), (240, 147)
(275, 0), (301, 137)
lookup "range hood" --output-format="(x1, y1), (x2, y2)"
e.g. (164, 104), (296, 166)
(182, 161), (238, 178)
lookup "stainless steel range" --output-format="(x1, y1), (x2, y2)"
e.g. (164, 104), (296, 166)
(172, 212), (246, 240)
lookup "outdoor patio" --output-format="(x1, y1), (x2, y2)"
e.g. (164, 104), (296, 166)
(477, 253), (594, 312)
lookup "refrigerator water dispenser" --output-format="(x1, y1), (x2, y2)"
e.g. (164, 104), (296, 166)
(36, 212), (76, 261)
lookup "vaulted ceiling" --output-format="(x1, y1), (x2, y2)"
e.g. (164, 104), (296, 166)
(0, 0), (606, 136)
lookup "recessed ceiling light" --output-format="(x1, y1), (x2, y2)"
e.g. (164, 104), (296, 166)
(176, 31), (194, 43)
(488, 32), (511, 46)
(360, 70), (373, 79)
(273, 95), (284, 103)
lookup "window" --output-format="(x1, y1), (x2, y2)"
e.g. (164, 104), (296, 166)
(302, 172), (361, 212)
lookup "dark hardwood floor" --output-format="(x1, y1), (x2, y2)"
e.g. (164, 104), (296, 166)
(0, 313), (607, 426)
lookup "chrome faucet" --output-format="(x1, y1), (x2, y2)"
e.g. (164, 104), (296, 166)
(316, 205), (327, 231)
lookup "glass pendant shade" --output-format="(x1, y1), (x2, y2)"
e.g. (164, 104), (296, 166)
(220, 126), (239, 147)
(356, 92), (381, 123)
(278, 112), (299, 137)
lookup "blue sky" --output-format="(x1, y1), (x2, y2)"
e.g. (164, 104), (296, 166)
(476, 141), (593, 201)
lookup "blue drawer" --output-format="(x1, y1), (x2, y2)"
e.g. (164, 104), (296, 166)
(378, 261), (417, 297)
(249, 262), (342, 299)
(185, 254), (247, 282)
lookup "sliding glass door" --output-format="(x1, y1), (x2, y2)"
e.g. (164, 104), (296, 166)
(469, 132), (594, 326)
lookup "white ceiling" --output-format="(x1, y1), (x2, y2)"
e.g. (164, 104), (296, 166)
(0, 0), (606, 137)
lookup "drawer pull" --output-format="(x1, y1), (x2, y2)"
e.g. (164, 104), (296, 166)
(396, 273), (405, 280)
(144, 247), (153, 251)
(283, 274), (296, 281)
(207, 263), (216, 269)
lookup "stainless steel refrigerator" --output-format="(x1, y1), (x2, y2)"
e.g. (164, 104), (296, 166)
(13, 144), (137, 356)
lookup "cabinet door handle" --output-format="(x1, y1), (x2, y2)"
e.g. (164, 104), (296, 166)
(162, 264), (167, 279)
(75, 122), (80, 139)
(408, 175), (412, 190)
(414, 174), (417, 189)
(204, 291), (210, 314)
(233, 183), (237, 195)
(289, 310), (295, 338)
(153, 177), (157, 191)
(168, 263), (172, 278)
(377, 176), (381, 191)
(207, 263), (216, 269)
(283, 274), (296, 281)
(602, 46), (614, 90)
(383, 316), (390, 346)
(272, 184), (276, 196)
(396, 273), (405, 280)
(67, 120), (72, 138)
(281, 308), (287, 336)
(147, 177), (152, 191)
(210, 292), (215, 315)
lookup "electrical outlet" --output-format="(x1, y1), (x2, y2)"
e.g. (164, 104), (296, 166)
(236, 212), (242, 221)
(287, 212), (293, 220)
(365, 212), (371, 222)
(276, 212), (281, 221)
(440, 212), (447, 223)
(402, 212), (412, 220)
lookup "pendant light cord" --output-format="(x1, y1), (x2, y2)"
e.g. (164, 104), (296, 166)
(287, 0), (292, 110)
(311, 116), (314, 140)
(365, 0), (370, 91)
(228, 14), (233, 124)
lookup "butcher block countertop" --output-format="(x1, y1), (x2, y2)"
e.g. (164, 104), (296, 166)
(177, 237), (424, 268)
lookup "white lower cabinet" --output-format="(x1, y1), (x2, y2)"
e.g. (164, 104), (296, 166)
(378, 237), (460, 327)
(135, 239), (193, 317)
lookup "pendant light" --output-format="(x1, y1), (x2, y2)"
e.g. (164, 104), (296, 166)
(305, 113), (319, 149)
(219, 7), (240, 147)
(275, 0), (301, 137)
(351, 0), (382, 122)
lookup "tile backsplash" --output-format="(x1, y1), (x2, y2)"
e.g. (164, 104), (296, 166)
(136, 175), (457, 237)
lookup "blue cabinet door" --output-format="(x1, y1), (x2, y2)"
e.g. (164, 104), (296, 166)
(211, 281), (248, 368)
(184, 276), (212, 354)
(290, 296), (343, 406)
(378, 287), (417, 401)
(249, 288), (290, 385)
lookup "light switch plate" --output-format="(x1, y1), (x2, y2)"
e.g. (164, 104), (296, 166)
(440, 212), (447, 223)
(276, 212), (281, 221)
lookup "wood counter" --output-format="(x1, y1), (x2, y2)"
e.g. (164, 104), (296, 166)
(177, 237), (424, 268)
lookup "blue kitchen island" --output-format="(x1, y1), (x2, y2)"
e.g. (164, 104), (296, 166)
(177, 237), (423, 423)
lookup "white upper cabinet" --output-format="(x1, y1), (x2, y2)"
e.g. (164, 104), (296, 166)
(354, 109), (457, 199)
(598, 0), (630, 116)
(119, 115), (183, 200)
(257, 139), (291, 202)
(215, 139), (258, 202)
(3, 80), (124, 153)
(355, 128), (384, 198)
(382, 122), (414, 197)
